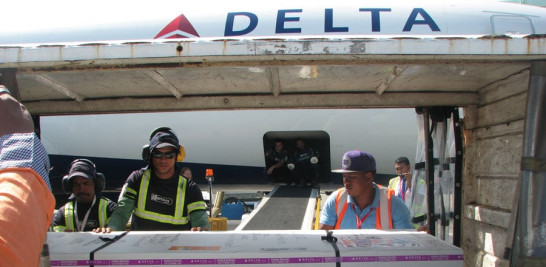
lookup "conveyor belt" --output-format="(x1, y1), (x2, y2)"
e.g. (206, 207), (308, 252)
(237, 186), (315, 230)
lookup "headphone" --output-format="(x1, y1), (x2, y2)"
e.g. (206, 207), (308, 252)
(61, 159), (105, 195)
(142, 127), (186, 163)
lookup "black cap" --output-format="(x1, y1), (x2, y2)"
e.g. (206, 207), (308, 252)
(68, 160), (96, 180)
(149, 131), (179, 153)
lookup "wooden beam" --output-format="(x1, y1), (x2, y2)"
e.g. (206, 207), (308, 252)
(24, 92), (479, 115)
(31, 74), (84, 102)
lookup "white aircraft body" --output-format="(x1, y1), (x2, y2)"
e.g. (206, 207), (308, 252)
(40, 108), (418, 187)
(1, 0), (544, 189)
(1, 0), (545, 46)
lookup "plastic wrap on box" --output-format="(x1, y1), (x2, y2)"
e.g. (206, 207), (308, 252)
(48, 230), (462, 266)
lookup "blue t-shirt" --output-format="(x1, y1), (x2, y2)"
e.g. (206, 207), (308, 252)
(320, 183), (413, 229)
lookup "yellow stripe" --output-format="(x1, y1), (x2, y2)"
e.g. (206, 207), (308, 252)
(174, 176), (186, 218)
(53, 225), (67, 232)
(125, 186), (137, 196)
(98, 198), (107, 227)
(133, 209), (189, 224)
(314, 195), (322, 230)
(187, 201), (207, 213)
(64, 201), (75, 231)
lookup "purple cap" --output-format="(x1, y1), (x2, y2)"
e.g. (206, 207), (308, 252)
(332, 150), (376, 173)
(68, 160), (96, 179)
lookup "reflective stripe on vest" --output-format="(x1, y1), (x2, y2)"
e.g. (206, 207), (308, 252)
(388, 176), (427, 228)
(334, 185), (394, 229)
(64, 201), (75, 231)
(133, 170), (190, 225)
(61, 198), (109, 231)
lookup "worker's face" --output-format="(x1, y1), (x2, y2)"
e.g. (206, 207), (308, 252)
(72, 176), (95, 204)
(343, 172), (372, 197)
(296, 140), (304, 149)
(274, 142), (283, 152)
(394, 162), (410, 176)
(152, 147), (177, 179)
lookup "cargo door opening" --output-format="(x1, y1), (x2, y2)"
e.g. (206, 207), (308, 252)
(263, 131), (331, 186)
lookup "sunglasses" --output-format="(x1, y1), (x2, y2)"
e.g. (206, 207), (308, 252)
(152, 151), (176, 159)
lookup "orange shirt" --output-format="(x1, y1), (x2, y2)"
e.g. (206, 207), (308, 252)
(0, 168), (55, 267)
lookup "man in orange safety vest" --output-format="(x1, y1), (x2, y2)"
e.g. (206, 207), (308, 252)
(319, 150), (413, 230)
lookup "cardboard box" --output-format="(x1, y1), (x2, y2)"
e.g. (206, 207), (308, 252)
(208, 217), (228, 231)
(48, 230), (462, 266)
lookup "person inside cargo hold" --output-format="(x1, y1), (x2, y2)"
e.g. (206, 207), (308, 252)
(319, 150), (413, 230)
(288, 138), (320, 187)
(94, 127), (209, 232)
(264, 140), (289, 184)
(51, 159), (117, 232)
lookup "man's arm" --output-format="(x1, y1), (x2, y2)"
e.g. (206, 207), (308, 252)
(318, 192), (338, 230)
(186, 181), (210, 231)
(189, 210), (210, 231)
(318, 223), (335, 230)
(269, 159), (285, 170)
(51, 207), (68, 232)
(106, 193), (135, 231)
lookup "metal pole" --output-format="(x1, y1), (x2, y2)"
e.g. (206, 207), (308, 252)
(512, 61), (546, 266)
(209, 180), (213, 218)
(423, 108), (436, 236)
(205, 169), (214, 218)
(452, 108), (463, 247)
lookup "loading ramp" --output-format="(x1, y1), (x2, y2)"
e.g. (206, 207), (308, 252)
(236, 186), (319, 231)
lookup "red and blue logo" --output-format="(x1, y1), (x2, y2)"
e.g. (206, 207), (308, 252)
(155, 14), (200, 39)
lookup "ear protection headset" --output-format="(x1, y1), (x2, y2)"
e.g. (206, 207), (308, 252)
(61, 159), (105, 195)
(141, 127), (186, 163)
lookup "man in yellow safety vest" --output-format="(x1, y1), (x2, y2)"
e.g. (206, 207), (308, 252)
(96, 127), (209, 232)
(388, 156), (428, 231)
(52, 159), (117, 232)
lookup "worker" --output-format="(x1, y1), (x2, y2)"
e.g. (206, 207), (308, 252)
(264, 140), (289, 184)
(51, 159), (117, 232)
(288, 138), (320, 187)
(0, 85), (55, 266)
(319, 150), (413, 230)
(388, 156), (428, 231)
(95, 127), (209, 232)
(181, 166), (193, 180)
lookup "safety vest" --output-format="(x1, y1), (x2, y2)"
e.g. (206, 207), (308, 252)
(334, 185), (394, 229)
(388, 176), (427, 228)
(133, 170), (197, 225)
(55, 198), (109, 232)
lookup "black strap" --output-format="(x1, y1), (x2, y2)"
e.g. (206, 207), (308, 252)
(415, 157), (455, 170)
(521, 157), (546, 172)
(321, 230), (340, 267)
(411, 215), (427, 224)
(89, 232), (129, 266)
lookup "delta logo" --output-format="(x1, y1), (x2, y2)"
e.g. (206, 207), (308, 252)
(155, 8), (441, 39)
(154, 14), (200, 39)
